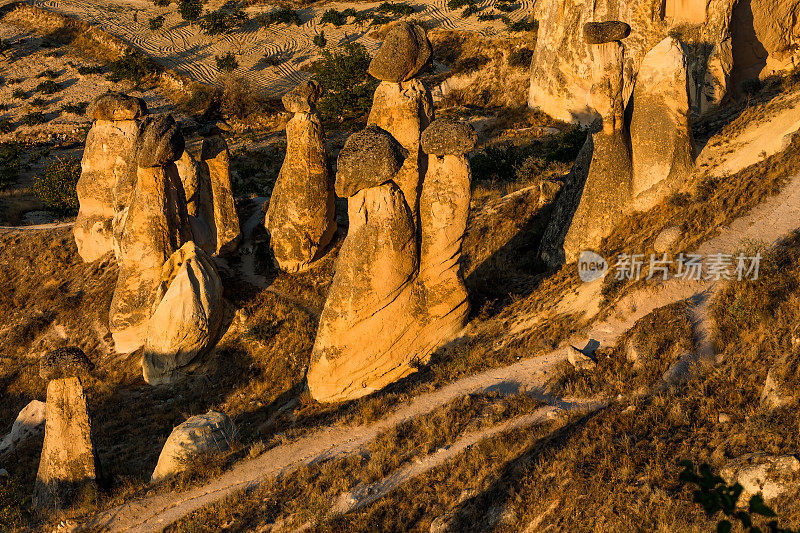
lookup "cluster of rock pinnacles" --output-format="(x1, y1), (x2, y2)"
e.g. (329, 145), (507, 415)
(71, 21), (474, 405)
(539, 23), (696, 266)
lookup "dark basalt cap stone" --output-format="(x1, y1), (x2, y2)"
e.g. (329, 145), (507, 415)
(583, 21), (631, 44)
(40, 346), (95, 381)
(91, 92), (147, 121)
(421, 119), (478, 156)
(137, 115), (185, 168)
(335, 125), (403, 198)
(368, 21), (432, 82)
(283, 80), (321, 113)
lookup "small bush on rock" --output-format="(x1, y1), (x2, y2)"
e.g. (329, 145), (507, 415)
(32, 156), (81, 214)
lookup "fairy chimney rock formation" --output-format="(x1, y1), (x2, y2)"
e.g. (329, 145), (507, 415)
(368, 22), (435, 223)
(74, 92), (147, 262)
(265, 80), (336, 272)
(630, 36), (696, 211)
(143, 241), (224, 385)
(33, 347), (98, 511)
(109, 115), (192, 354)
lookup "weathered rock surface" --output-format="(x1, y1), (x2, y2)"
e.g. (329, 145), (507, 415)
(335, 125), (404, 198)
(583, 21), (631, 44)
(759, 366), (795, 410)
(0, 400), (46, 457)
(265, 108), (336, 272)
(567, 345), (596, 370)
(33, 377), (98, 510)
(138, 115), (185, 168)
(39, 346), (95, 380)
(630, 37), (695, 211)
(307, 183), (418, 403)
(282, 79), (321, 113)
(109, 116), (192, 354)
(151, 411), (238, 482)
(654, 226), (682, 253)
(142, 242), (224, 385)
(368, 79), (434, 220)
(197, 134), (241, 256)
(368, 21), (432, 82)
(74, 94), (146, 262)
(420, 118), (478, 156)
(721, 453), (800, 505)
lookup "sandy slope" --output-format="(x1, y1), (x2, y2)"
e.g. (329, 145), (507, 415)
(28, 0), (533, 96)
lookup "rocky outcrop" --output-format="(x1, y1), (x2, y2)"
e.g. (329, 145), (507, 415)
(108, 115), (192, 354)
(33, 376), (98, 510)
(307, 116), (475, 403)
(367, 21), (432, 82)
(151, 411), (238, 482)
(721, 453), (800, 505)
(0, 400), (45, 457)
(74, 92), (146, 262)
(197, 129), (240, 256)
(265, 81), (336, 272)
(630, 37), (695, 211)
(142, 242), (224, 385)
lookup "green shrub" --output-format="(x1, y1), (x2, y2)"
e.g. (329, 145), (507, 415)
(149, 15), (165, 30)
(261, 7), (302, 26)
(376, 2), (415, 16)
(178, 0), (202, 24)
(0, 119), (13, 134)
(12, 88), (26, 99)
(62, 101), (88, 115)
(21, 111), (47, 126)
(313, 31), (327, 48)
(107, 49), (154, 84)
(200, 9), (247, 35)
(508, 47), (533, 68)
(36, 80), (60, 94)
(153, 0), (171, 6)
(36, 69), (58, 79)
(32, 156), (81, 213)
(311, 42), (378, 129)
(448, 0), (472, 9)
(30, 97), (48, 108)
(495, 0), (516, 12)
(477, 13), (496, 21)
(461, 5), (477, 17)
(77, 65), (104, 75)
(261, 53), (281, 67)
(215, 52), (239, 73)
(0, 142), (22, 188)
(321, 9), (346, 26)
(370, 14), (392, 25)
(506, 17), (537, 32)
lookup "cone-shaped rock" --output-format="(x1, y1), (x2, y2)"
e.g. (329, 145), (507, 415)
(108, 115), (192, 354)
(198, 132), (241, 256)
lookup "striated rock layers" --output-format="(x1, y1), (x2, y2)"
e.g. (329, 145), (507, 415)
(265, 80), (336, 272)
(307, 116), (475, 403)
(74, 92), (147, 262)
(108, 115), (193, 354)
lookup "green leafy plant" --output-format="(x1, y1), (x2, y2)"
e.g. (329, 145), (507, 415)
(261, 7), (302, 26)
(215, 52), (239, 73)
(178, 0), (202, 25)
(477, 13), (496, 21)
(311, 42), (378, 129)
(370, 14), (392, 25)
(679, 461), (797, 533)
(495, 0), (516, 12)
(62, 101), (88, 115)
(0, 142), (22, 188)
(21, 111), (47, 126)
(313, 31), (327, 48)
(321, 9), (346, 26)
(30, 97), (48, 108)
(36, 69), (58, 79)
(448, 0), (472, 8)
(36, 80), (60, 94)
(77, 65), (104, 75)
(508, 47), (533, 68)
(461, 5), (478, 17)
(153, 0), (171, 6)
(376, 2), (415, 16)
(506, 17), (537, 32)
(200, 9), (247, 35)
(107, 49), (154, 84)
(11, 88), (26, 99)
(32, 156), (81, 213)
(149, 15), (165, 30)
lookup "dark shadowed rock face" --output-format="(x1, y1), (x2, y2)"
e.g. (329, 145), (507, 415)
(137, 115), (185, 168)
(368, 21), (432, 82)
(335, 125), (404, 198)
(39, 347), (95, 381)
(583, 21), (631, 44)
(91, 92), (147, 121)
(282, 80), (321, 113)
(421, 119), (478, 156)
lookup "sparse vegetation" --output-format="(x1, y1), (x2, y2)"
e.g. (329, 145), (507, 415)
(0, 119), (14, 134)
(506, 17), (538, 32)
(62, 101), (89, 115)
(20, 111), (47, 126)
(149, 15), (165, 31)
(201, 8), (248, 35)
(320, 8), (347, 27)
(36, 69), (58, 79)
(376, 2), (415, 16)
(508, 47), (533, 68)
(77, 65), (104, 75)
(313, 31), (327, 48)
(215, 52), (239, 73)
(11, 88), (26, 99)
(311, 42), (377, 129)
(36, 80), (61, 94)
(260, 7), (302, 26)
(107, 49), (154, 84)
(32, 156), (81, 214)
(30, 97), (48, 108)
(0, 142), (23, 188)
(178, 0), (202, 25)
